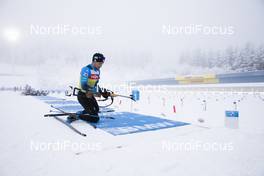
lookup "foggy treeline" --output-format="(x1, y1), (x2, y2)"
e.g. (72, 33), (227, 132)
(179, 43), (264, 73)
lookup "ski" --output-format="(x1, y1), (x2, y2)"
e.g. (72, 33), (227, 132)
(45, 113), (77, 117)
(49, 105), (115, 119)
(45, 112), (115, 120)
(99, 109), (115, 113)
(49, 108), (115, 114)
(45, 113), (97, 129)
(49, 105), (99, 128)
(53, 116), (87, 137)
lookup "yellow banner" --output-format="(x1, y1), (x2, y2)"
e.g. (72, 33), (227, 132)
(175, 74), (219, 84)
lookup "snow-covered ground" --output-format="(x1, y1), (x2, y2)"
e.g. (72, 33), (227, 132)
(1, 83), (264, 176)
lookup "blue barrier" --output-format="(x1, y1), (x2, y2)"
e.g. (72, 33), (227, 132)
(218, 71), (264, 83)
(134, 71), (264, 85)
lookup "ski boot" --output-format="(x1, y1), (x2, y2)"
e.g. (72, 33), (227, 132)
(66, 114), (78, 123)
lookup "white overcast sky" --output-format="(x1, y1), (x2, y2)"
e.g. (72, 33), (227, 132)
(0, 0), (264, 73)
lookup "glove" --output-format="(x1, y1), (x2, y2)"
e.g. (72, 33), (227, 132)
(98, 87), (110, 98)
(101, 89), (111, 98)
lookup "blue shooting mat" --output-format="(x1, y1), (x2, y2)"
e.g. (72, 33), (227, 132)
(35, 96), (79, 106)
(95, 112), (190, 136)
(35, 96), (65, 101)
(37, 96), (114, 112)
(53, 105), (83, 112)
(44, 100), (80, 105)
(39, 96), (190, 136)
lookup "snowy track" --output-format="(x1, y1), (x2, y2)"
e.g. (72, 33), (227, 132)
(0, 90), (264, 176)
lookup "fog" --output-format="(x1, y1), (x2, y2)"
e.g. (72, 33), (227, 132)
(0, 0), (264, 87)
